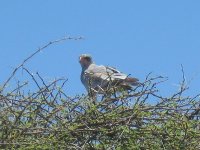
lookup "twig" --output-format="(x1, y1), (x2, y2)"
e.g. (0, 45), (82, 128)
(2, 36), (83, 90)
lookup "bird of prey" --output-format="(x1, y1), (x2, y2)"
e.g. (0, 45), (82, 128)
(79, 54), (139, 94)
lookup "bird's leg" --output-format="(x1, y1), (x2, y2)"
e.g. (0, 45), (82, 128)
(88, 88), (97, 104)
(87, 78), (97, 104)
(112, 86), (118, 99)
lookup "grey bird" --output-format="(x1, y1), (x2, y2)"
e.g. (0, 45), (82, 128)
(79, 54), (139, 94)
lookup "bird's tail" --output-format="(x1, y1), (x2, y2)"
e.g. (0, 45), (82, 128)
(125, 77), (140, 86)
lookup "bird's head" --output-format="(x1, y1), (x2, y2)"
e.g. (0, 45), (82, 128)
(79, 54), (93, 68)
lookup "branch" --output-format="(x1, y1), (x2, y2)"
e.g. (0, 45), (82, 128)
(2, 36), (83, 90)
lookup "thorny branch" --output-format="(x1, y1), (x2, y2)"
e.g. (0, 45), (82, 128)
(2, 36), (83, 90)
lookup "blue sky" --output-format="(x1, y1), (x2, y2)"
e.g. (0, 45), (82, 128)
(0, 1), (199, 96)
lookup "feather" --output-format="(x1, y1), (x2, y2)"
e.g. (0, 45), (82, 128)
(80, 61), (139, 94)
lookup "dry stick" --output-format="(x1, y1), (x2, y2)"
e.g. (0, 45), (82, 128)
(2, 36), (83, 90)
(36, 72), (55, 99)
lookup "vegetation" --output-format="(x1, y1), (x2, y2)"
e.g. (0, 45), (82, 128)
(0, 38), (200, 149)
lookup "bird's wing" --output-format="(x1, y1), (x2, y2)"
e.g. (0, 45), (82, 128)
(105, 66), (128, 80)
(105, 66), (121, 73)
(83, 64), (139, 92)
(85, 64), (111, 81)
(85, 64), (128, 81)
